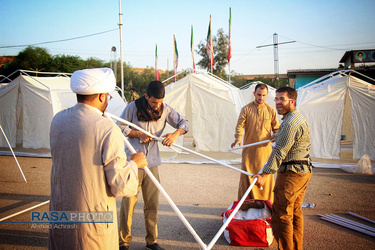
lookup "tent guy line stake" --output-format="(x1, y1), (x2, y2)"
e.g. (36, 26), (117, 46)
(106, 112), (254, 178)
(228, 140), (271, 151)
(0, 125), (27, 183)
(0, 200), (50, 222)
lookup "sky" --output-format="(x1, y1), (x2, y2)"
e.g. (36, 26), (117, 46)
(1, 0), (375, 75)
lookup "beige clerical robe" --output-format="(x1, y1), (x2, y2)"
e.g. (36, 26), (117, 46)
(234, 101), (279, 202)
(49, 103), (139, 250)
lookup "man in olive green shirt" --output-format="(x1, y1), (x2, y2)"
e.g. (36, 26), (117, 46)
(254, 87), (312, 250)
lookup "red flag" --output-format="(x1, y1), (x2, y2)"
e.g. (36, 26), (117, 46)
(191, 25), (196, 72)
(173, 35), (178, 81)
(206, 15), (214, 72)
(155, 43), (159, 81)
(228, 8), (232, 63)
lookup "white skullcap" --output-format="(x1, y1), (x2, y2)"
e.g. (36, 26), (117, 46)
(70, 68), (116, 95)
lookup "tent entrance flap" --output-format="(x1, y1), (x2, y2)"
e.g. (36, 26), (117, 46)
(297, 70), (375, 160)
(341, 89), (353, 142)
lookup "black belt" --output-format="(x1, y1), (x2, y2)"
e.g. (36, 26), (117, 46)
(281, 160), (311, 166)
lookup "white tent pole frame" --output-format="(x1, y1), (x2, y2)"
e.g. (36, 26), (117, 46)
(228, 140), (271, 151)
(106, 112), (254, 177)
(348, 212), (375, 224)
(206, 179), (257, 249)
(0, 200), (49, 222)
(0, 125), (27, 183)
(323, 214), (375, 233)
(206, 164), (265, 250)
(319, 214), (375, 238)
(104, 112), (207, 248)
(118, 130), (207, 249)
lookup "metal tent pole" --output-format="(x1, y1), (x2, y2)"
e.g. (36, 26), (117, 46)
(0, 125), (27, 183)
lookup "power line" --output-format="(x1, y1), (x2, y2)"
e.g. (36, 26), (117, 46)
(0, 29), (118, 49)
(278, 34), (375, 51)
(231, 35), (375, 65)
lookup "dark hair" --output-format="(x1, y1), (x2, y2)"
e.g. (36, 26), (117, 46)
(254, 83), (268, 92)
(276, 86), (297, 100)
(147, 81), (165, 99)
(76, 93), (98, 102)
(130, 88), (135, 91)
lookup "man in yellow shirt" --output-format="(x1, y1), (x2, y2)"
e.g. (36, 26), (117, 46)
(231, 83), (279, 202)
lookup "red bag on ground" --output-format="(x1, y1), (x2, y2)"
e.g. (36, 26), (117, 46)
(222, 199), (273, 247)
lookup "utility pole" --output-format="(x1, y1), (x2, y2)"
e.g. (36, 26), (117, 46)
(256, 33), (295, 84)
(118, 0), (124, 99)
(110, 46), (117, 80)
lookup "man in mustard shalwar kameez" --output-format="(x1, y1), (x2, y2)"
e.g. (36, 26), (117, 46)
(231, 84), (279, 202)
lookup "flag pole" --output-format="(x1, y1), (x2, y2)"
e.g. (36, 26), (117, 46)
(118, 0), (125, 99)
(228, 7), (232, 83)
(155, 43), (159, 81)
(210, 15), (213, 74)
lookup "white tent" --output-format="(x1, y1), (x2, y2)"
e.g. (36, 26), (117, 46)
(164, 71), (245, 152)
(0, 71), (126, 149)
(297, 70), (375, 160)
(240, 81), (282, 122)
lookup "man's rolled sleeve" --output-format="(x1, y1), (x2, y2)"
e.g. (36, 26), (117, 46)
(166, 104), (189, 132)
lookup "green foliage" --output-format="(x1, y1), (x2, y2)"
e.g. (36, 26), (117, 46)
(1, 46), (202, 102)
(230, 74), (248, 88)
(197, 28), (229, 79)
(230, 75), (289, 89)
(4, 46), (52, 75)
(0, 46), (108, 76)
(50, 54), (85, 73)
(85, 57), (106, 69)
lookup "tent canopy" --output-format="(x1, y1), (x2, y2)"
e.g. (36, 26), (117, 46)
(0, 71), (126, 149)
(164, 71), (244, 152)
(297, 70), (375, 160)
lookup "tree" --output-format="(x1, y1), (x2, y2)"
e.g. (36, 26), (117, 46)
(85, 57), (106, 69)
(50, 54), (86, 73)
(3, 46), (52, 76)
(197, 28), (229, 78)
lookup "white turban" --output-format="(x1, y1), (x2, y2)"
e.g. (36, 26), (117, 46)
(70, 68), (116, 95)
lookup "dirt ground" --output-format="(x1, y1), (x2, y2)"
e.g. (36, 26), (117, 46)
(0, 146), (374, 249)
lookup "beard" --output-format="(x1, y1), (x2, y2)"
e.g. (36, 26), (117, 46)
(99, 99), (109, 113)
(277, 102), (292, 115)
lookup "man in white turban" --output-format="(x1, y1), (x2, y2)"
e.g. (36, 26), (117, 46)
(49, 68), (148, 250)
